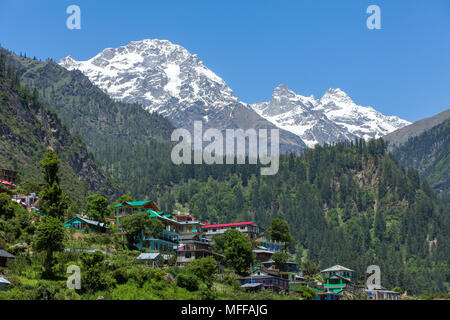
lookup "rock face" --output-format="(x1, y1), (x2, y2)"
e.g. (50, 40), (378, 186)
(59, 39), (409, 150)
(251, 85), (411, 148)
(0, 59), (122, 202)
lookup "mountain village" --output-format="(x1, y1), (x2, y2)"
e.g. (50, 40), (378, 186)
(0, 167), (401, 300)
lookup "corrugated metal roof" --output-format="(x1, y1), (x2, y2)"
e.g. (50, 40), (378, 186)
(0, 277), (11, 284)
(320, 265), (354, 273)
(253, 249), (274, 254)
(202, 221), (255, 229)
(241, 283), (262, 288)
(0, 249), (15, 258)
(137, 252), (160, 260)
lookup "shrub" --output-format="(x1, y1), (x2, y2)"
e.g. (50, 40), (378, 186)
(176, 273), (200, 291)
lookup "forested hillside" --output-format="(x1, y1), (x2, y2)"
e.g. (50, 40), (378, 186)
(392, 118), (449, 204)
(0, 53), (122, 206)
(167, 139), (448, 294)
(2, 48), (174, 149)
(1, 47), (177, 200)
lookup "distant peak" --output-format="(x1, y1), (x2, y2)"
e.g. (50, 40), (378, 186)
(273, 84), (296, 96)
(59, 55), (76, 66)
(321, 88), (353, 104)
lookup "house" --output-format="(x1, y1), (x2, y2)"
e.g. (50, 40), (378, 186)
(112, 200), (179, 252)
(202, 221), (259, 242)
(320, 265), (355, 280)
(239, 268), (290, 294)
(253, 247), (274, 263)
(176, 234), (223, 266)
(255, 237), (283, 252)
(173, 212), (195, 223)
(137, 252), (163, 267)
(320, 265), (358, 295)
(0, 168), (18, 185)
(63, 216), (109, 234)
(113, 200), (161, 233)
(0, 249), (15, 267)
(366, 284), (400, 300)
(11, 193), (39, 211)
(317, 292), (343, 300)
(137, 210), (180, 252)
(0, 276), (11, 291)
(261, 259), (299, 272)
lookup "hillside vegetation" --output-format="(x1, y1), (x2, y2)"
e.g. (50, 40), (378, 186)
(0, 53), (122, 206)
(392, 118), (449, 204)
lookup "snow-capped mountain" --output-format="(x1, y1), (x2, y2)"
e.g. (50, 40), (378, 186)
(251, 85), (411, 148)
(59, 39), (306, 153)
(59, 39), (409, 151)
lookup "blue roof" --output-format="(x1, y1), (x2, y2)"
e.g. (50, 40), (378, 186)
(0, 277), (11, 284)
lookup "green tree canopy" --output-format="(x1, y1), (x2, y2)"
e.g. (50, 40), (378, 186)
(186, 256), (217, 286)
(113, 193), (136, 207)
(272, 251), (289, 271)
(121, 212), (164, 249)
(38, 151), (69, 220)
(33, 216), (66, 278)
(85, 194), (109, 222)
(267, 218), (294, 247)
(301, 259), (319, 277)
(213, 229), (254, 275)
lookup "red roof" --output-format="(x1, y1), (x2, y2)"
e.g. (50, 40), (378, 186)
(201, 221), (255, 229)
(0, 179), (15, 186)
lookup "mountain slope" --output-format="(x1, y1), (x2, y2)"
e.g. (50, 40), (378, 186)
(251, 84), (410, 147)
(172, 139), (450, 294)
(0, 54), (122, 204)
(58, 39), (306, 153)
(384, 108), (450, 149)
(392, 117), (450, 202)
(2, 48), (174, 151)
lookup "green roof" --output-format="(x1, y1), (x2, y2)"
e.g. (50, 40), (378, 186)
(114, 200), (154, 208)
(147, 209), (163, 218)
(147, 210), (177, 223)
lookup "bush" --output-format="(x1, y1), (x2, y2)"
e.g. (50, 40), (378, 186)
(297, 285), (317, 300)
(176, 273), (200, 291)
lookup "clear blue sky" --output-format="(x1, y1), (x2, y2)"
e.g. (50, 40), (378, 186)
(1, 0), (449, 122)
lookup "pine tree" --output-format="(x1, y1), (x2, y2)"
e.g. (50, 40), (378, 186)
(38, 151), (69, 220)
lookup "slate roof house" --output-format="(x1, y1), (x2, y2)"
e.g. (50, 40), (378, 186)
(202, 221), (259, 242)
(366, 284), (400, 300)
(0, 249), (15, 267)
(63, 216), (109, 234)
(136, 252), (163, 267)
(239, 268), (289, 294)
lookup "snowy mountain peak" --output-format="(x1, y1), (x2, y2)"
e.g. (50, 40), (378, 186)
(58, 39), (306, 153)
(59, 38), (239, 116)
(251, 86), (411, 148)
(273, 84), (295, 96)
(58, 38), (410, 151)
(321, 88), (355, 106)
